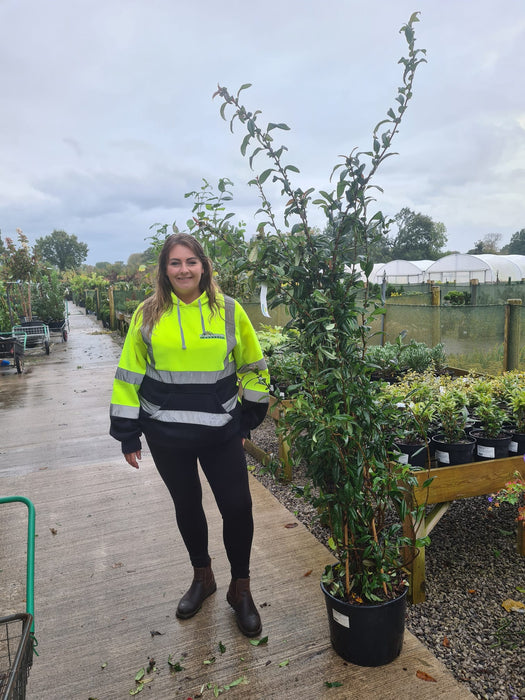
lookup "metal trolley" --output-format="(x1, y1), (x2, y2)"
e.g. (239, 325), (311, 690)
(12, 323), (50, 355)
(0, 334), (26, 374)
(0, 497), (36, 700)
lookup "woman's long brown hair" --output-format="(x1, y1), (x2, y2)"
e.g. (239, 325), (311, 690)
(140, 233), (221, 330)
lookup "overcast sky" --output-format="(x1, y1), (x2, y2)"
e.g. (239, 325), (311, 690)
(1, 0), (524, 265)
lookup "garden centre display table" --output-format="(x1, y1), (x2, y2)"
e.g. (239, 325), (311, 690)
(405, 455), (525, 604)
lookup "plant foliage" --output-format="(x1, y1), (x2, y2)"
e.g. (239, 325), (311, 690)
(210, 14), (429, 602)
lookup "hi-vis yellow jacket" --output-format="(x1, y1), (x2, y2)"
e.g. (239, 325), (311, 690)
(110, 291), (269, 454)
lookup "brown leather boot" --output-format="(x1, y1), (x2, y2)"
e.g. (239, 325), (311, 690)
(176, 565), (217, 619)
(226, 577), (262, 637)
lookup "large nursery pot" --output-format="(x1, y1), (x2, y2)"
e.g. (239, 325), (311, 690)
(469, 429), (512, 461)
(431, 434), (476, 467)
(509, 432), (525, 456)
(321, 575), (408, 666)
(394, 440), (431, 468)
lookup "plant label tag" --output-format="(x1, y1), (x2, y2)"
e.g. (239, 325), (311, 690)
(397, 453), (409, 464)
(509, 441), (518, 453)
(435, 449), (450, 464)
(477, 444), (495, 459)
(260, 283), (271, 318)
(332, 609), (350, 628)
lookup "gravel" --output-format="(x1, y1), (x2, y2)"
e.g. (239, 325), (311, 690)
(247, 417), (525, 700)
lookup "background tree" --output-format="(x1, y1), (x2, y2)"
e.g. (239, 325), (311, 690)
(501, 228), (525, 255)
(390, 207), (446, 260)
(467, 232), (502, 254)
(0, 229), (39, 319)
(35, 229), (88, 270)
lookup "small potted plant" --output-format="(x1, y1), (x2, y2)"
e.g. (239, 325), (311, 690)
(488, 470), (525, 551)
(470, 394), (512, 461)
(432, 387), (476, 467)
(504, 385), (525, 455)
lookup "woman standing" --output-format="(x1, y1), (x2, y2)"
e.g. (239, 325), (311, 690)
(110, 233), (269, 637)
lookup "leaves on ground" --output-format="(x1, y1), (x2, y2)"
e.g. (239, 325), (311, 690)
(324, 680), (343, 688)
(249, 636), (268, 646)
(416, 670), (437, 682)
(501, 598), (525, 612)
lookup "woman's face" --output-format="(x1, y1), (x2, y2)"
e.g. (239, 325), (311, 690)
(166, 243), (204, 303)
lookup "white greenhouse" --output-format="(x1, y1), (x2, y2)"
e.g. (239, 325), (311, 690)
(424, 253), (525, 284)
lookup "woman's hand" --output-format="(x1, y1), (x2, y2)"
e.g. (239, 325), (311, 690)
(124, 451), (141, 469)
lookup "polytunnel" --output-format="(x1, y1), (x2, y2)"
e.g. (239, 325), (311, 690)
(423, 253), (525, 283)
(372, 259), (432, 285)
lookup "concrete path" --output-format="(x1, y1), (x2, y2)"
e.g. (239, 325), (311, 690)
(0, 305), (475, 699)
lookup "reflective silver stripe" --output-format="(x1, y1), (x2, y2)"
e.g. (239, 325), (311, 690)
(243, 388), (270, 403)
(223, 295), (236, 362)
(145, 360), (236, 384)
(110, 404), (140, 419)
(143, 406), (233, 427)
(115, 367), (144, 385)
(238, 358), (268, 373)
(222, 393), (239, 413)
(140, 394), (239, 416)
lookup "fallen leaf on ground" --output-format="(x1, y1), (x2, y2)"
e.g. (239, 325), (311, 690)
(50, 528), (57, 535)
(501, 598), (525, 612)
(442, 636), (450, 648)
(304, 569), (313, 577)
(284, 523), (298, 529)
(416, 670), (437, 682)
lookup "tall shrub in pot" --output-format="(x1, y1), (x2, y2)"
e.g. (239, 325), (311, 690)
(212, 14), (430, 666)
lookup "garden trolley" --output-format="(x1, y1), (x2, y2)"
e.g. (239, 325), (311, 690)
(12, 323), (50, 355)
(0, 334), (26, 375)
(0, 497), (36, 700)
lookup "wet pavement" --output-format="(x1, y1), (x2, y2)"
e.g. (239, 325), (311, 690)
(0, 305), (122, 476)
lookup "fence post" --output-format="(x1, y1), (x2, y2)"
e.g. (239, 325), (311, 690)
(431, 285), (441, 347)
(504, 299), (522, 371)
(470, 278), (478, 306)
(108, 286), (116, 330)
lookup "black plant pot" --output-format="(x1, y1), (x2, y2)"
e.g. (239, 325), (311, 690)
(394, 440), (430, 468)
(321, 580), (407, 666)
(431, 434), (476, 467)
(469, 429), (512, 461)
(509, 432), (525, 455)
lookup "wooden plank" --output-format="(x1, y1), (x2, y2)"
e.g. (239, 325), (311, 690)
(412, 455), (524, 504)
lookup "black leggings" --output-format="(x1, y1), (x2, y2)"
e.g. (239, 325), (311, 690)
(147, 435), (253, 579)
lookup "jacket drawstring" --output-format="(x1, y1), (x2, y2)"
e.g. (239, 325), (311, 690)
(176, 298), (186, 350)
(198, 299), (207, 335)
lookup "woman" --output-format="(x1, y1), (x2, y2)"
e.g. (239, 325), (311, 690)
(110, 233), (269, 637)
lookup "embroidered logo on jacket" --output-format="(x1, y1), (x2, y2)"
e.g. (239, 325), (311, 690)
(199, 332), (226, 339)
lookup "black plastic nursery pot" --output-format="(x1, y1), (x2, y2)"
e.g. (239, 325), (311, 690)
(509, 432), (525, 456)
(470, 430), (512, 461)
(394, 440), (431, 468)
(431, 434), (476, 467)
(320, 580), (408, 667)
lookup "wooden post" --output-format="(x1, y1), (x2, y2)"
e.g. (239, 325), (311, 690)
(431, 285), (441, 347)
(470, 278), (478, 306)
(504, 299), (522, 371)
(108, 286), (116, 331)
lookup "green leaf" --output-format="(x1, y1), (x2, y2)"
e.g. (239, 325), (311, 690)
(259, 169), (273, 184)
(279, 659), (290, 667)
(285, 165), (300, 173)
(240, 134), (251, 156)
(134, 668), (145, 682)
(325, 681), (343, 688)
(249, 635), (268, 646)
(218, 641), (226, 654)
(268, 122), (290, 131)
(204, 656), (216, 665)
(236, 83), (252, 97)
